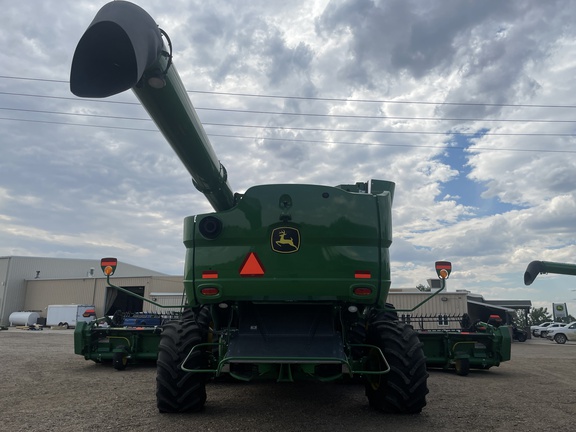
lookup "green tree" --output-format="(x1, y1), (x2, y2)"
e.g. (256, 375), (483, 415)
(415, 284), (430, 292)
(527, 307), (552, 326)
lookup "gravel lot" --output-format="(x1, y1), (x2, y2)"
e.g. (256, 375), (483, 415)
(1, 328), (575, 432)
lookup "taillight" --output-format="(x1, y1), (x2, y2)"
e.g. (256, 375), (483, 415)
(202, 270), (218, 279)
(353, 287), (372, 296)
(200, 287), (220, 296)
(354, 270), (371, 279)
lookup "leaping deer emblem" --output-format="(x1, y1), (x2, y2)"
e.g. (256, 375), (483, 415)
(272, 228), (300, 253)
(276, 230), (296, 248)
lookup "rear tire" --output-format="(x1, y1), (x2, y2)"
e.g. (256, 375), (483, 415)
(554, 333), (567, 344)
(348, 304), (397, 361)
(368, 303), (399, 323)
(194, 306), (213, 330)
(156, 320), (208, 413)
(364, 321), (428, 414)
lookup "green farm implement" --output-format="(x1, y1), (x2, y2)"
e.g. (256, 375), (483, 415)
(73, 265), (185, 370)
(74, 316), (165, 371)
(418, 322), (512, 376)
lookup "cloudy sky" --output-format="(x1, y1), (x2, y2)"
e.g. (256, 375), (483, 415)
(1, 0), (575, 316)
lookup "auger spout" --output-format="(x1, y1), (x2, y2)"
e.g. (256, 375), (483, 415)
(524, 260), (576, 285)
(70, 1), (235, 211)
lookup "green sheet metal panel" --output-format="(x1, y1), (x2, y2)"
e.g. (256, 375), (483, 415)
(184, 183), (393, 307)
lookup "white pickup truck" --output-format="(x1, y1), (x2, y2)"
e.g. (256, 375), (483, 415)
(530, 322), (564, 337)
(546, 321), (576, 344)
(530, 322), (553, 337)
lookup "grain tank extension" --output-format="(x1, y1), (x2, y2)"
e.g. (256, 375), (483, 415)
(71, 1), (431, 414)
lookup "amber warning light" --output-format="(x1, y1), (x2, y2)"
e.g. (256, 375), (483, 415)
(435, 261), (452, 279)
(101, 257), (117, 276)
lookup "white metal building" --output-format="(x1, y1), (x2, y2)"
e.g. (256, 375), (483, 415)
(0, 256), (167, 326)
(388, 289), (469, 331)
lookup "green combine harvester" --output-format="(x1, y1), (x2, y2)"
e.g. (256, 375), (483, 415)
(70, 1), (510, 414)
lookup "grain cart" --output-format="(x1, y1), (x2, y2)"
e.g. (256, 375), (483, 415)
(70, 1), (448, 414)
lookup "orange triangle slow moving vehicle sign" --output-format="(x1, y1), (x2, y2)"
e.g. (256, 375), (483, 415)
(240, 252), (265, 277)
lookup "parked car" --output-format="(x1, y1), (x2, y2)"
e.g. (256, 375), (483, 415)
(512, 324), (527, 342)
(539, 323), (567, 338)
(531, 322), (555, 337)
(546, 321), (576, 344)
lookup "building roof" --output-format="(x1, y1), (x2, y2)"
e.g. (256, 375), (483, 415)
(483, 299), (532, 310)
(467, 299), (517, 314)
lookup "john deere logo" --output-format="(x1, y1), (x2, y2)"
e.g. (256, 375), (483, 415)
(271, 227), (300, 254)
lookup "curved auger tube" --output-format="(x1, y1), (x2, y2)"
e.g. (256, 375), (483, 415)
(70, 1), (235, 211)
(524, 260), (576, 285)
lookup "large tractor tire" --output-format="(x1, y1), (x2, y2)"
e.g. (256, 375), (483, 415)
(194, 306), (213, 330)
(364, 321), (429, 414)
(156, 320), (208, 413)
(369, 303), (399, 323)
(181, 306), (212, 328)
(350, 304), (398, 345)
(348, 304), (397, 361)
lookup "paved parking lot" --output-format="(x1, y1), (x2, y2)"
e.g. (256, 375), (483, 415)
(1, 328), (575, 431)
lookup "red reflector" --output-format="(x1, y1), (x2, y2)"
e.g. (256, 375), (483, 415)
(355, 271), (371, 279)
(200, 287), (219, 296)
(202, 270), (218, 279)
(240, 252), (265, 276)
(353, 287), (372, 296)
(100, 258), (117, 267)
